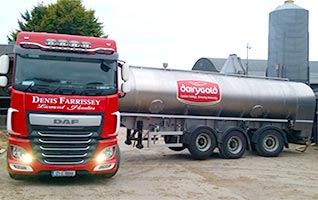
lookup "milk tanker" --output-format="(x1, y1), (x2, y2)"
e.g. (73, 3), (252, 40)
(119, 66), (315, 159)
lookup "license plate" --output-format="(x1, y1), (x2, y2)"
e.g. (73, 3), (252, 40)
(51, 170), (76, 177)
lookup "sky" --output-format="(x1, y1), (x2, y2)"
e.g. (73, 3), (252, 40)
(0, 0), (317, 70)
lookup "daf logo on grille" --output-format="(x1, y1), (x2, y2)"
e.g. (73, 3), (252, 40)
(53, 119), (79, 125)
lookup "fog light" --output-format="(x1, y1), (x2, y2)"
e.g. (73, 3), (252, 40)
(9, 163), (33, 172)
(10, 145), (33, 164)
(96, 146), (116, 164)
(94, 163), (115, 171)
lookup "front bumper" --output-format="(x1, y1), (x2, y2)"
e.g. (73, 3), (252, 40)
(7, 136), (119, 176)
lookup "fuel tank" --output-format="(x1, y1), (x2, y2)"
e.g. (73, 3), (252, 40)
(119, 66), (316, 121)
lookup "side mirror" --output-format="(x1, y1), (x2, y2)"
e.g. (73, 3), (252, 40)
(121, 82), (131, 93)
(121, 63), (129, 81)
(0, 55), (9, 74)
(0, 76), (8, 87)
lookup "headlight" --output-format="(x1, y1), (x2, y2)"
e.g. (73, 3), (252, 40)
(10, 145), (33, 164)
(96, 146), (116, 163)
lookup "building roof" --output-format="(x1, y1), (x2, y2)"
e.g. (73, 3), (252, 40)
(274, 1), (305, 11)
(200, 57), (318, 84)
(192, 58), (218, 72)
(219, 54), (246, 75)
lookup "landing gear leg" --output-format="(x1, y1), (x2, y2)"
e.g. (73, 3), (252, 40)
(136, 121), (144, 149)
(125, 129), (132, 145)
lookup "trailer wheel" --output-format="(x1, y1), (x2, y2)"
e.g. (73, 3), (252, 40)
(255, 128), (284, 157)
(164, 135), (185, 151)
(220, 128), (247, 159)
(187, 127), (216, 160)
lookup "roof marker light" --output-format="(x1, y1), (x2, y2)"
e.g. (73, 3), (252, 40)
(69, 40), (80, 48)
(45, 39), (57, 46)
(58, 40), (69, 47)
(81, 42), (91, 49)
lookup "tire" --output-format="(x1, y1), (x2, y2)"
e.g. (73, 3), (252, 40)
(9, 173), (26, 180)
(164, 135), (185, 151)
(254, 128), (284, 157)
(220, 128), (247, 159)
(187, 127), (216, 160)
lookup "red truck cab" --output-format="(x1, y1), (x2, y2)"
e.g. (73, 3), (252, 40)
(0, 32), (129, 179)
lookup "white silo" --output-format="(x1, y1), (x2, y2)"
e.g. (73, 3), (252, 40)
(267, 0), (309, 83)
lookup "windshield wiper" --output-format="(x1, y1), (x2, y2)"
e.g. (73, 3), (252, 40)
(53, 86), (77, 95)
(21, 77), (59, 92)
(32, 77), (60, 83)
(21, 78), (57, 93)
(24, 83), (34, 92)
(81, 89), (103, 96)
(25, 83), (51, 94)
(85, 82), (116, 90)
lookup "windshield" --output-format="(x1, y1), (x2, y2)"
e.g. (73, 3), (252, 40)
(13, 53), (117, 96)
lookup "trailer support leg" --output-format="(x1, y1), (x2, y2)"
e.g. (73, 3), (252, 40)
(136, 121), (144, 149)
(125, 129), (132, 145)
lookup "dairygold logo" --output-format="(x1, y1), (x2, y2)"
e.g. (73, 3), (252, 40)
(179, 81), (219, 96)
(188, 81), (207, 87)
(177, 80), (221, 105)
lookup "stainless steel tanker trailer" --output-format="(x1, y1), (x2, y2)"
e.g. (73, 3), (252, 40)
(119, 65), (316, 159)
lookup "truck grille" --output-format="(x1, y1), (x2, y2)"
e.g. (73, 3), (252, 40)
(30, 127), (100, 165)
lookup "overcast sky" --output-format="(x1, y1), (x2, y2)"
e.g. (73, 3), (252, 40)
(0, 0), (317, 70)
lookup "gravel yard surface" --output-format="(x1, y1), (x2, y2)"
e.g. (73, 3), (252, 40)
(1, 130), (318, 200)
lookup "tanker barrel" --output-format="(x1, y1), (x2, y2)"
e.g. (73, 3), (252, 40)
(119, 66), (316, 122)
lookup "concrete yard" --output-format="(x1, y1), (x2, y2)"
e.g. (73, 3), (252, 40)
(1, 129), (318, 200)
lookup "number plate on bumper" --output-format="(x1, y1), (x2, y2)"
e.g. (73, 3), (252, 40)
(51, 170), (76, 177)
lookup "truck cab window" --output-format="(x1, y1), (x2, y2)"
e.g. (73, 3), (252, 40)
(13, 54), (117, 96)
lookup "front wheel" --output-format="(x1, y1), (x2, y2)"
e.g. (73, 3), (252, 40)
(255, 128), (284, 157)
(9, 173), (26, 180)
(187, 127), (217, 160)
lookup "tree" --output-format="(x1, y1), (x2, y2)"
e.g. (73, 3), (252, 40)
(8, 0), (105, 41)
